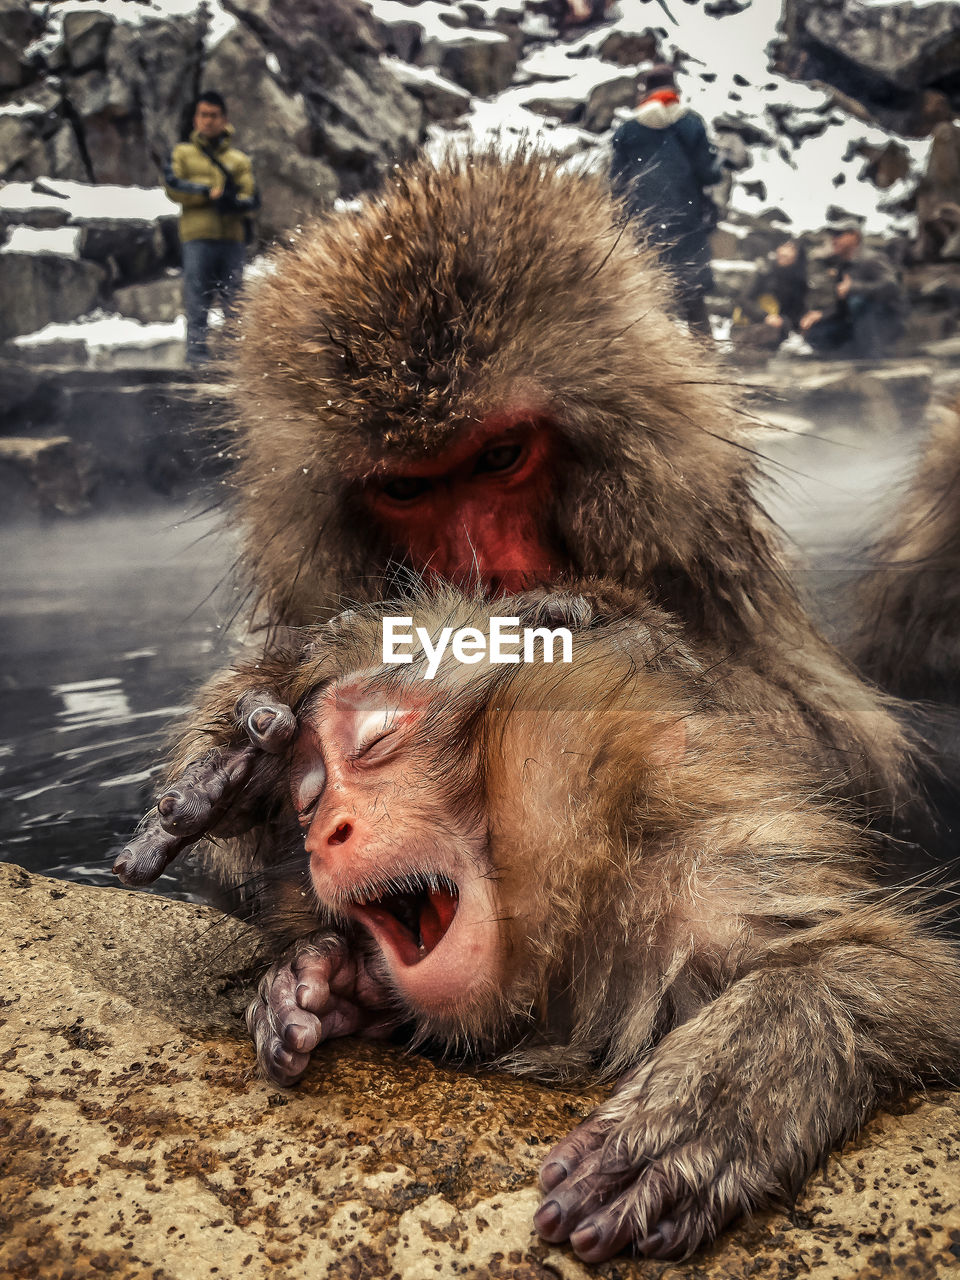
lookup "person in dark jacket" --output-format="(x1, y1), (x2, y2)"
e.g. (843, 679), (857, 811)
(610, 65), (722, 335)
(800, 221), (905, 360)
(731, 238), (809, 353)
(164, 90), (259, 365)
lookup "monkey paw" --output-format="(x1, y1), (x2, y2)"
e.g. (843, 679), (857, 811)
(112, 690), (296, 886)
(533, 1107), (738, 1264)
(246, 936), (395, 1087)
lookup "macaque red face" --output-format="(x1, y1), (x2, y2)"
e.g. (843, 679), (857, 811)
(363, 414), (560, 596)
(289, 679), (502, 1021)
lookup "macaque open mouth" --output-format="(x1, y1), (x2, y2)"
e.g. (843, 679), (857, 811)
(351, 873), (459, 966)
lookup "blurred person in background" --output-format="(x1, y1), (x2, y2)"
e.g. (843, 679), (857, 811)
(800, 220), (905, 360)
(731, 237), (808, 354)
(610, 63), (722, 335)
(164, 90), (260, 366)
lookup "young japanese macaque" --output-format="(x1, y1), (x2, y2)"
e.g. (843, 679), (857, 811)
(242, 589), (960, 1266)
(114, 150), (911, 902)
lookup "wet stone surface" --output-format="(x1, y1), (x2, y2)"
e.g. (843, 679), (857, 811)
(1, 863), (958, 1280)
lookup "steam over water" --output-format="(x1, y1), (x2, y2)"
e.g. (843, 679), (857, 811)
(0, 404), (949, 899)
(0, 508), (237, 901)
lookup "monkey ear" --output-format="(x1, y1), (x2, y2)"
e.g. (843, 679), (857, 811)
(648, 719), (687, 768)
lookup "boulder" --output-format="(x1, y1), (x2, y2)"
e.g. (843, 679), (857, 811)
(523, 93), (581, 123)
(0, 252), (104, 342)
(0, 88), (89, 183)
(596, 28), (659, 66)
(0, 0), (44, 91)
(390, 61), (472, 122)
(783, 0), (960, 129)
(79, 220), (175, 285)
(310, 59), (424, 193)
(62, 10), (114, 72)
(0, 435), (96, 515)
(113, 275), (183, 325)
(0, 356), (47, 421)
(223, 0), (423, 197)
(45, 119), (89, 181)
(582, 73), (636, 133)
(1, 861), (959, 1279)
(425, 30), (520, 97)
(370, 12), (425, 62)
(63, 15), (204, 187)
(0, 114), (46, 180)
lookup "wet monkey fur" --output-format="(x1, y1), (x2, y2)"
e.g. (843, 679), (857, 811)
(851, 398), (960, 705)
(113, 150), (912, 888)
(242, 589), (960, 1265)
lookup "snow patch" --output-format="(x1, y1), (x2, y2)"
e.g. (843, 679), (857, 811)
(0, 179), (177, 223)
(15, 313), (186, 350)
(1, 226), (82, 257)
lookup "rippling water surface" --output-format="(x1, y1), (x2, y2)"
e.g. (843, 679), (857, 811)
(0, 507), (241, 900)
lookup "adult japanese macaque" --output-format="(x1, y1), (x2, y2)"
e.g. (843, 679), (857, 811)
(851, 399), (960, 704)
(113, 149), (910, 891)
(241, 589), (960, 1265)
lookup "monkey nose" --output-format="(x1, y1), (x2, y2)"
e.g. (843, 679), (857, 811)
(305, 812), (357, 858)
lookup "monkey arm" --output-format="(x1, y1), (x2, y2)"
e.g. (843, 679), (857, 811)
(533, 920), (960, 1264)
(246, 932), (398, 1087)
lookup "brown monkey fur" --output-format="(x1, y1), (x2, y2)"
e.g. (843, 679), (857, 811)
(851, 398), (960, 703)
(242, 587), (960, 1264)
(115, 149), (911, 886)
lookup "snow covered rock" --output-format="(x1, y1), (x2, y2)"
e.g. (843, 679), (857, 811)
(783, 0), (960, 130)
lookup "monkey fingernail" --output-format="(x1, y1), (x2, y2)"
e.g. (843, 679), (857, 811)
(247, 707), (276, 737)
(282, 1023), (312, 1051)
(637, 1222), (679, 1259)
(540, 1161), (568, 1191)
(533, 1201), (562, 1237)
(157, 790), (182, 817)
(570, 1224), (601, 1256)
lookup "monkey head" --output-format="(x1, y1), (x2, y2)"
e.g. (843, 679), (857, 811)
(229, 149), (746, 625)
(282, 591), (691, 1050)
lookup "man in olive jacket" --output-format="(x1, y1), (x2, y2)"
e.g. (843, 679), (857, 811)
(164, 91), (259, 364)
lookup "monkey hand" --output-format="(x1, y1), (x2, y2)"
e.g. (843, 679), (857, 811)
(246, 934), (395, 1087)
(112, 689), (297, 886)
(513, 585), (641, 631)
(533, 1055), (745, 1263)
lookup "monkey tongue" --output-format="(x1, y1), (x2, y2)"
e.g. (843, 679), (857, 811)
(418, 886), (458, 954)
(357, 885), (458, 967)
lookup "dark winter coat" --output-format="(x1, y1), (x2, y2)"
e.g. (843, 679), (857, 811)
(611, 98), (722, 296)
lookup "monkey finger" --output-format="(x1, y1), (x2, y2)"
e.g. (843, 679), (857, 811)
(246, 990), (312, 1086)
(235, 691), (297, 754)
(281, 1011), (323, 1054)
(534, 1147), (621, 1244)
(112, 813), (190, 885)
(291, 944), (347, 1008)
(567, 1205), (637, 1265)
(564, 1169), (676, 1264)
(635, 1217), (689, 1261)
(156, 745), (257, 837)
(539, 1114), (608, 1191)
(519, 592), (595, 632)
